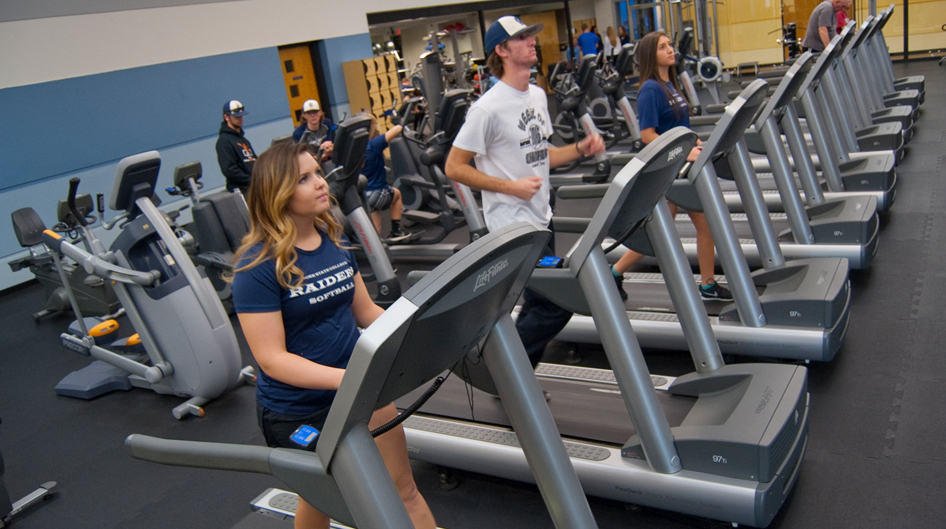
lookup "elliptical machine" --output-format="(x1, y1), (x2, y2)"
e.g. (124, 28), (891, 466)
(591, 43), (644, 152)
(325, 116), (403, 307)
(42, 152), (255, 419)
(389, 90), (488, 255)
(548, 55), (612, 179)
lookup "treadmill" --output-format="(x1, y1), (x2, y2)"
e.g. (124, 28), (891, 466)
(556, 79), (851, 362)
(868, 6), (925, 98)
(850, 13), (923, 111)
(667, 68), (880, 270)
(760, 21), (910, 156)
(127, 222), (601, 529)
(834, 17), (916, 140)
(747, 26), (898, 210)
(402, 129), (809, 527)
(802, 19), (905, 159)
(734, 18), (914, 146)
(706, 26), (897, 215)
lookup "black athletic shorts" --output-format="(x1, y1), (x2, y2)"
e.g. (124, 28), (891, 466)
(257, 404), (331, 449)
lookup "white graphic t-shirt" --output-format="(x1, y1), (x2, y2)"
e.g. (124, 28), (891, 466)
(453, 80), (554, 232)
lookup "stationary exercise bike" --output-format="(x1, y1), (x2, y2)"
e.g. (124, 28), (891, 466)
(43, 152), (255, 419)
(10, 196), (120, 321)
(166, 161), (251, 310)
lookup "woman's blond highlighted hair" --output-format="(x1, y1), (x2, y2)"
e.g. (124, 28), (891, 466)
(230, 141), (346, 290)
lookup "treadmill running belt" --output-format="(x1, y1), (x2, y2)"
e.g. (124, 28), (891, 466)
(397, 372), (691, 446)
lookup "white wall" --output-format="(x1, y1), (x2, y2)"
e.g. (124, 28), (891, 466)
(397, 13), (483, 73)
(570, 2), (596, 22)
(594, 0), (616, 33)
(0, 0), (477, 89)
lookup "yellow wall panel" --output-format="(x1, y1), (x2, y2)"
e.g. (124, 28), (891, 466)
(726, 20), (783, 50)
(726, 48), (785, 66)
(909, 32), (946, 51)
(909, 2), (946, 33)
(718, 4), (783, 67)
(851, 1), (945, 53)
(876, 1), (946, 36)
(726, 0), (781, 24)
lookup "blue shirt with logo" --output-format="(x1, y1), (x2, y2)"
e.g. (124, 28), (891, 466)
(637, 79), (690, 134)
(232, 235), (360, 415)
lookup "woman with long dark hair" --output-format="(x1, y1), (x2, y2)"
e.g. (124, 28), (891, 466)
(230, 142), (436, 529)
(611, 31), (732, 301)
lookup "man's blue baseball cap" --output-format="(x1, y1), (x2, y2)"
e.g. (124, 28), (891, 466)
(223, 100), (247, 117)
(484, 16), (544, 56)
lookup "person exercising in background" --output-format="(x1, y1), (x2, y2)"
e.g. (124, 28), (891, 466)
(604, 26), (620, 63)
(591, 25), (604, 55)
(361, 114), (411, 243)
(216, 100), (257, 193)
(567, 35), (582, 70)
(576, 24), (599, 57)
(445, 16), (605, 368)
(801, 0), (852, 52)
(836, 4), (851, 35)
(609, 31), (732, 302)
(230, 141), (436, 529)
(293, 99), (334, 163)
(618, 25), (631, 46)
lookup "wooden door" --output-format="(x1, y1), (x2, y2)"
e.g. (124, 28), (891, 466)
(278, 44), (321, 126)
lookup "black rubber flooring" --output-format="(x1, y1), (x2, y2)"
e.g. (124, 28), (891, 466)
(1, 59), (944, 529)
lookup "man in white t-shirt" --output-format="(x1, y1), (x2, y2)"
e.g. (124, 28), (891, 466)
(446, 15), (604, 368)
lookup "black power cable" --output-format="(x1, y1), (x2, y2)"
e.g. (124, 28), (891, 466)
(370, 375), (448, 438)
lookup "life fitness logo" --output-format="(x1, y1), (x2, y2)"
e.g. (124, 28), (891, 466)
(667, 145), (684, 162)
(354, 222), (373, 254)
(474, 258), (509, 292)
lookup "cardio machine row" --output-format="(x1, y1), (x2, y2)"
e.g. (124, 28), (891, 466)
(13, 8), (923, 526)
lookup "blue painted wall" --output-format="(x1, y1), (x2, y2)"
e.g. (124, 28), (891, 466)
(0, 47), (288, 191)
(0, 34), (376, 291)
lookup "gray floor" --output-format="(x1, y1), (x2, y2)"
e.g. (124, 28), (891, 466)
(1, 59), (944, 529)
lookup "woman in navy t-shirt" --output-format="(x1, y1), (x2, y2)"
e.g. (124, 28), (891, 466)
(610, 31), (732, 301)
(231, 142), (436, 529)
